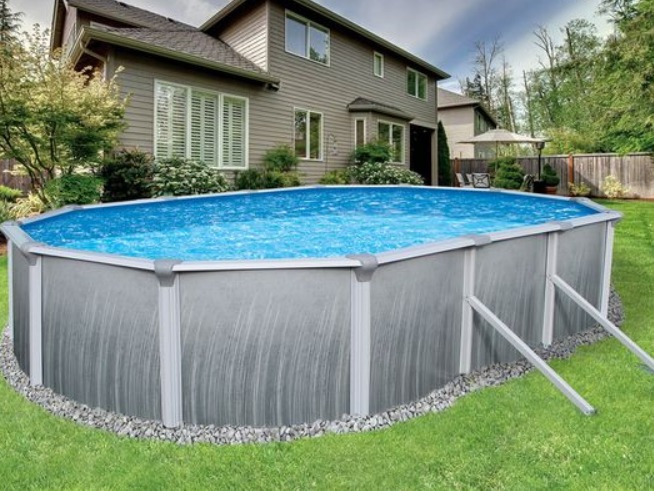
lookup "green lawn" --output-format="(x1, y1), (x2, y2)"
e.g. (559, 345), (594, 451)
(1, 200), (653, 489)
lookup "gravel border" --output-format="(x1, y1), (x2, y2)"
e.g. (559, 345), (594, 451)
(1, 289), (624, 445)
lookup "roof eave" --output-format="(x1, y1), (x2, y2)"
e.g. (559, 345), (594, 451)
(74, 27), (280, 85)
(66, 0), (155, 29)
(348, 104), (414, 121)
(201, 0), (450, 80)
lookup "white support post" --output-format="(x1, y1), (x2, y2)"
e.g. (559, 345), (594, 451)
(551, 274), (654, 371)
(600, 221), (616, 317)
(347, 254), (378, 417)
(459, 247), (476, 374)
(154, 260), (183, 429)
(7, 241), (13, 342)
(468, 295), (596, 415)
(542, 232), (559, 347)
(26, 250), (43, 386)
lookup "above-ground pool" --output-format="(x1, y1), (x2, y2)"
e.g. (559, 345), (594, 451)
(2, 186), (621, 428)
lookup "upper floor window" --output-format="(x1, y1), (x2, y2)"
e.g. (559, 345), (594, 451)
(407, 68), (428, 100)
(285, 12), (330, 65)
(373, 52), (384, 78)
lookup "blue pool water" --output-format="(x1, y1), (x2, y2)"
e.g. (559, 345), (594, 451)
(22, 187), (598, 261)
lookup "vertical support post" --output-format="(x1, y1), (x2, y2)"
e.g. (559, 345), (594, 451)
(568, 154), (575, 186)
(347, 254), (378, 417)
(20, 243), (43, 386)
(154, 259), (183, 429)
(459, 247), (476, 374)
(7, 240), (13, 342)
(600, 220), (616, 317)
(454, 157), (460, 186)
(542, 232), (559, 347)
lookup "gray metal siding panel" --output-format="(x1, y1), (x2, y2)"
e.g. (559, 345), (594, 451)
(11, 242), (30, 374)
(41, 257), (161, 420)
(470, 236), (548, 369)
(179, 269), (350, 427)
(370, 252), (463, 413)
(554, 224), (605, 338)
(218, 2), (268, 70)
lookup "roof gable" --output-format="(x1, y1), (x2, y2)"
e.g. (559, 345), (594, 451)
(67, 0), (196, 30)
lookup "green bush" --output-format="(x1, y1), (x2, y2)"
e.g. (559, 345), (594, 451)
(10, 192), (48, 219)
(44, 174), (103, 208)
(437, 121), (452, 186)
(487, 156), (516, 178)
(493, 159), (525, 190)
(150, 158), (230, 197)
(234, 168), (301, 190)
(542, 164), (560, 187)
(234, 169), (266, 190)
(349, 162), (424, 185)
(0, 200), (13, 223)
(319, 169), (351, 185)
(100, 150), (154, 202)
(0, 185), (23, 202)
(262, 145), (299, 173)
(352, 140), (392, 164)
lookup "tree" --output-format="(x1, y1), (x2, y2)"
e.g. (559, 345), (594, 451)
(0, 0), (21, 46)
(0, 25), (127, 200)
(437, 121), (451, 186)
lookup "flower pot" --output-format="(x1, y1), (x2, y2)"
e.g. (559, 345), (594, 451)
(545, 186), (558, 195)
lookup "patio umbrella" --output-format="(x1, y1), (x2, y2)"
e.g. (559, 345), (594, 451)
(457, 128), (546, 156)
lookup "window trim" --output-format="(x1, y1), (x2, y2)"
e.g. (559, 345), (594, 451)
(407, 67), (428, 100)
(354, 118), (366, 148)
(377, 119), (405, 164)
(285, 10), (331, 67)
(153, 79), (249, 171)
(373, 51), (384, 78)
(294, 107), (324, 161)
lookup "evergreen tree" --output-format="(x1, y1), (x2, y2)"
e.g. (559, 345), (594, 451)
(0, 0), (22, 45)
(437, 121), (452, 186)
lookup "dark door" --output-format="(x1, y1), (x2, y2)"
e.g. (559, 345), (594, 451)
(410, 125), (434, 185)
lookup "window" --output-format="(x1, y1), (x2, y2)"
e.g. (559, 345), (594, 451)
(354, 119), (366, 147)
(373, 52), (384, 78)
(407, 68), (428, 100)
(294, 109), (323, 160)
(155, 81), (247, 169)
(378, 121), (404, 163)
(285, 12), (330, 65)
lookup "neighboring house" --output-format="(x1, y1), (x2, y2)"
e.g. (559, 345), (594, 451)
(51, 0), (449, 184)
(437, 88), (497, 159)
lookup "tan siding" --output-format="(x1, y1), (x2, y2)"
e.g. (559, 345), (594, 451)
(217, 2), (269, 71)
(62, 6), (78, 49)
(439, 106), (475, 159)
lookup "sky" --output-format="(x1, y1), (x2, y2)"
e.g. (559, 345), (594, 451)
(14, 0), (613, 92)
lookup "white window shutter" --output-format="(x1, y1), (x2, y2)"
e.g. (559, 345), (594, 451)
(190, 91), (218, 165)
(155, 83), (188, 159)
(221, 97), (247, 168)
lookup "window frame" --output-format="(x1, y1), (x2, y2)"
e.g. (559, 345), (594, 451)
(373, 51), (384, 78)
(354, 118), (366, 148)
(293, 107), (324, 161)
(153, 79), (249, 171)
(407, 67), (428, 100)
(377, 119), (405, 164)
(285, 11), (331, 66)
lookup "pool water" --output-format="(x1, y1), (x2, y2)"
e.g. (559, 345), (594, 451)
(22, 187), (598, 261)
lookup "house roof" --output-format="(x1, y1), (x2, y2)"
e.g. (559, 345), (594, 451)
(438, 88), (497, 126)
(201, 0), (450, 81)
(347, 97), (414, 121)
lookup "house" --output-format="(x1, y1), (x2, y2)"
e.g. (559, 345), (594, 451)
(50, 0), (449, 185)
(437, 88), (497, 159)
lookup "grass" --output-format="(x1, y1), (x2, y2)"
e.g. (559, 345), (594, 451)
(1, 199), (653, 489)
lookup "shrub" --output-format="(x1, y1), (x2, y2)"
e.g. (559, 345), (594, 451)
(568, 182), (592, 197)
(150, 158), (230, 197)
(234, 169), (302, 190)
(493, 160), (525, 190)
(44, 174), (103, 208)
(349, 162), (424, 185)
(0, 200), (13, 223)
(10, 193), (47, 219)
(319, 169), (351, 185)
(0, 185), (23, 202)
(262, 145), (299, 172)
(352, 140), (392, 164)
(234, 169), (266, 190)
(541, 164), (560, 187)
(437, 121), (452, 186)
(487, 156), (516, 179)
(100, 150), (154, 202)
(601, 175), (630, 199)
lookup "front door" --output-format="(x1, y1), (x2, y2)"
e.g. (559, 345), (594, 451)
(410, 125), (434, 185)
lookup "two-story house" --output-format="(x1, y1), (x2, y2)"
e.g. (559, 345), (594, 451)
(51, 0), (449, 184)
(437, 88), (497, 159)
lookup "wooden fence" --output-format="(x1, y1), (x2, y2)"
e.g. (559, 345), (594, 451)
(452, 153), (654, 198)
(0, 159), (32, 193)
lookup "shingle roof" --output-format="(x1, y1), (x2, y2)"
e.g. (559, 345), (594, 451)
(68, 0), (196, 30)
(348, 97), (413, 120)
(437, 88), (481, 109)
(101, 27), (269, 75)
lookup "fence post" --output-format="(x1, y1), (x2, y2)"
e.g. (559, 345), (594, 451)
(568, 154), (575, 186)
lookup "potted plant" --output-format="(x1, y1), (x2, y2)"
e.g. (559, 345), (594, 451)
(541, 164), (560, 194)
(568, 181), (591, 197)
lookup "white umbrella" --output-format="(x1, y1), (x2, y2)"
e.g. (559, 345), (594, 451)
(458, 129), (547, 158)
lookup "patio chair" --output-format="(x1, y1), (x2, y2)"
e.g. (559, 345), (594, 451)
(471, 173), (491, 189)
(455, 173), (472, 188)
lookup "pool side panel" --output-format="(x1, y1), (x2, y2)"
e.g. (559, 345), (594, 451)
(41, 257), (162, 420)
(470, 235), (548, 369)
(554, 223), (605, 338)
(11, 241), (30, 374)
(369, 251), (464, 414)
(179, 269), (351, 427)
